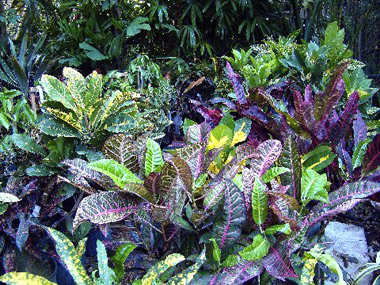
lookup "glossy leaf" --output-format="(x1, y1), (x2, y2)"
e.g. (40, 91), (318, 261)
(301, 169), (329, 206)
(250, 140), (282, 178)
(73, 191), (137, 230)
(302, 145), (336, 172)
(0, 272), (57, 285)
(212, 180), (246, 250)
(46, 227), (93, 285)
(251, 178), (268, 226)
(145, 138), (164, 177)
(262, 246), (297, 281)
(207, 124), (233, 151)
(111, 242), (137, 281)
(239, 234), (270, 261)
(11, 134), (46, 156)
(364, 134), (380, 173)
(262, 167), (290, 183)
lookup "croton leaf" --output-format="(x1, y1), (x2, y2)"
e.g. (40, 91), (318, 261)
(160, 157), (193, 194)
(73, 191), (138, 230)
(141, 253), (185, 285)
(353, 111), (367, 148)
(352, 138), (371, 170)
(185, 122), (211, 145)
(301, 169), (329, 206)
(0, 272), (57, 285)
(11, 134), (46, 156)
(174, 143), (205, 180)
(0, 193), (20, 203)
(216, 258), (263, 284)
(102, 134), (139, 173)
(144, 172), (161, 195)
(45, 227), (93, 285)
(145, 138), (164, 177)
(302, 145), (336, 172)
(167, 248), (206, 285)
(204, 178), (228, 211)
(279, 136), (302, 199)
(239, 234), (270, 261)
(111, 242), (137, 281)
(327, 91), (359, 145)
(251, 178), (268, 226)
(305, 181), (380, 226)
(207, 124), (233, 151)
(212, 180), (246, 250)
(96, 240), (116, 285)
(226, 62), (248, 105)
(122, 183), (155, 203)
(269, 193), (298, 227)
(231, 118), (251, 147)
(250, 140), (282, 178)
(87, 159), (143, 188)
(363, 134), (380, 173)
(262, 167), (290, 183)
(262, 245), (297, 281)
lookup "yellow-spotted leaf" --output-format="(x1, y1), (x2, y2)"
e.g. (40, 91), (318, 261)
(141, 253), (185, 285)
(207, 125), (233, 151)
(0, 272), (56, 285)
(231, 118), (251, 146)
(45, 227), (93, 285)
(167, 248), (206, 285)
(302, 145), (336, 172)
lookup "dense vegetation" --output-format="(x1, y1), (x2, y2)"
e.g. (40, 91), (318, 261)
(0, 1), (380, 284)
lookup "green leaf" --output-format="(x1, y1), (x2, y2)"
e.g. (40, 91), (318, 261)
(231, 118), (251, 146)
(111, 242), (137, 281)
(96, 240), (116, 285)
(262, 167), (290, 183)
(221, 255), (239, 268)
(251, 178), (268, 226)
(45, 227), (93, 285)
(40, 75), (76, 111)
(301, 169), (329, 206)
(26, 164), (59, 176)
(265, 224), (292, 235)
(11, 134), (46, 156)
(141, 253), (185, 285)
(38, 115), (81, 138)
(87, 159), (143, 188)
(352, 138), (371, 169)
(79, 43), (108, 61)
(125, 17), (151, 37)
(145, 138), (164, 177)
(0, 113), (10, 130)
(308, 252), (346, 285)
(0, 272), (57, 285)
(209, 238), (221, 264)
(238, 234), (270, 261)
(76, 238), (87, 259)
(302, 145), (336, 172)
(0, 203), (8, 215)
(207, 124), (233, 151)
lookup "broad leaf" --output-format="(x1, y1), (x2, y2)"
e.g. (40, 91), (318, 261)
(352, 138), (371, 169)
(145, 138), (164, 177)
(207, 124), (233, 151)
(0, 193), (20, 203)
(11, 134), (46, 156)
(265, 224), (292, 235)
(46, 227), (93, 285)
(111, 242), (137, 281)
(262, 246), (297, 281)
(239, 234), (270, 261)
(87, 159), (143, 188)
(216, 258), (263, 284)
(302, 145), (336, 172)
(301, 169), (329, 205)
(251, 178), (268, 226)
(73, 191), (137, 230)
(364, 134), (380, 173)
(212, 180), (246, 250)
(262, 167), (290, 183)
(250, 140), (282, 177)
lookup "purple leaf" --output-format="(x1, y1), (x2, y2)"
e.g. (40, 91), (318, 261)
(262, 245), (297, 281)
(240, 105), (270, 124)
(305, 181), (380, 226)
(209, 97), (237, 110)
(211, 180), (246, 250)
(327, 92), (359, 145)
(353, 111), (368, 148)
(226, 62), (248, 105)
(216, 259), (263, 284)
(364, 134), (380, 173)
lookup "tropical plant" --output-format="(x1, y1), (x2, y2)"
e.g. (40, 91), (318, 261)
(354, 250), (380, 285)
(38, 67), (153, 145)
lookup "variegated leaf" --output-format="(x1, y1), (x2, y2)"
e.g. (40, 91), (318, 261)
(262, 245), (297, 281)
(174, 143), (205, 180)
(102, 134), (139, 173)
(122, 183), (155, 203)
(250, 140), (282, 178)
(185, 122), (211, 145)
(141, 254), (185, 285)
(212, 180), (246, 250)
(46, 227), (93, 285)
(96, 240), (116, 285)
(0, 272), (57, 285)
(73, 191), (138, 230)
(251, 178), (268, 226)
(216, 258), (263, 284)
(145, 138), (164, 177)
(167, 248), (206, 285)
